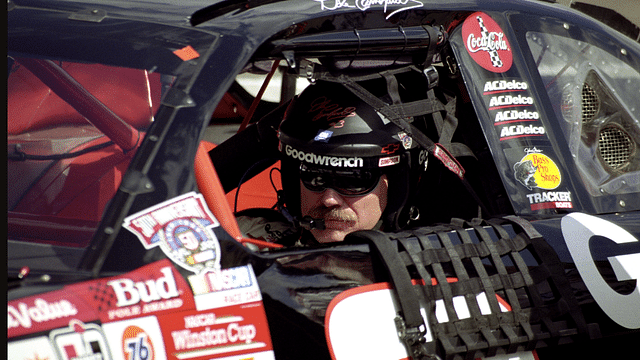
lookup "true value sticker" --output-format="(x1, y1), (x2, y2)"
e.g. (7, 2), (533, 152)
(123, 192), (221, 274)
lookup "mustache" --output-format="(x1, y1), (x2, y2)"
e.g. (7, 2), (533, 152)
(307, 207), (357, 222)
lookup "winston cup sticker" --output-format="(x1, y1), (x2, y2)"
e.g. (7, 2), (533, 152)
(462, 12), (513, 73)
(124, 192), (221, 274)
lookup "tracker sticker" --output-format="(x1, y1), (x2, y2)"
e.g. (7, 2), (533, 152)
(123, 192), (221, 274)
(526, 190), (573, 211)
(50, 320), (113, 360)
(462, 12), (513, 73)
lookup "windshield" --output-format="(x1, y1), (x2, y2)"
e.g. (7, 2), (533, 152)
(526, 31), (640, 204)
(8, 57), (174, 248)
(450, 11), (640, 216)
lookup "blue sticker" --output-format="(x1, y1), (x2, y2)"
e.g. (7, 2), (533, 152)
(314, 130), (333, 142)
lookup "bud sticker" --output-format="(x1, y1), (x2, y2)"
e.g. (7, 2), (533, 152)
(462, 12), (513, 73)
(513, 149), (561, 190)
(123, 192), (221, 274)
(65, 259), (196, 323)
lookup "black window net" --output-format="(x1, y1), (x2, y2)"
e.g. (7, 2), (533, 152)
(346, 216), (599, 360)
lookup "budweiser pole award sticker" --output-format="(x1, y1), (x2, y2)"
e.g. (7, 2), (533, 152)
(462, 12), (513, 73)
(123, 192), (221, 274)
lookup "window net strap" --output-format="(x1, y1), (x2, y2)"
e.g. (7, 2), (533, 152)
(347, 216), (596, 360)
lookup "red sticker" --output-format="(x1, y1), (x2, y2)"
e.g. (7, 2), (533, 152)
(173, 45), (200, 61)
(462, 12), (513, 73)
(8, 290), (98, 339)
(66, 259), (196, 323)
(158, 303), (274, 360)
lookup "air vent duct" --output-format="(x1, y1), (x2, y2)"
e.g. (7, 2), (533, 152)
(581, 82), (599, 122)
(598, 125), (634, 170)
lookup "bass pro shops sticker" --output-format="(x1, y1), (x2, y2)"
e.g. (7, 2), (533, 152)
(124, 192), (221, 274)
(462, 12), (513, 73)
(513, 149), (561, 190)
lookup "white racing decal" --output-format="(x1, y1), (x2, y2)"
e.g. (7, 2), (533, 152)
(561, 213), (640, 329)
(108, 267), (180, 307)
(495, 109), (540, 123)
(526, 191), (570, 203)
(171, 322), (257, 350)
(8, 299), (78, 330)
(285, 144), (363, 168)
(500, 124), (545, 139)
(489, 94), (534, 108)
(484, 80), (528, 93)
(466, 28), (508, 55)
(313, 0), (424, 20)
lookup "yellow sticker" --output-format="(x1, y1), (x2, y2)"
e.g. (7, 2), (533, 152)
(514, 152), (561, 190)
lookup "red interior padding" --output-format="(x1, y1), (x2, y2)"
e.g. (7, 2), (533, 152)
(12, 137), (136, 221)
(8, 61), (162, 135)
(197, 141), (282, 248)
(201, 141), (281, 212)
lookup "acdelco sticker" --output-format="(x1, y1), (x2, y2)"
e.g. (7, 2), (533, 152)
(123, 192), (221, 274)
(513, 149), (561, 190)
(561, 213), (640, 329)
(499, 124), (546, 141)
(462, 12), (513, 73)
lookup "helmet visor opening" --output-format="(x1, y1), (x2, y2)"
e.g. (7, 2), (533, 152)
(300, 164), (381, 196)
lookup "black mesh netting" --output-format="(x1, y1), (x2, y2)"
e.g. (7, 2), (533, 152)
(347, 216), (599, 360)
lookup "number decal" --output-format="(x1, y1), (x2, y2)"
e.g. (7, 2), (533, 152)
(125, 333), (152, 360)
(561, 213), (640, 329)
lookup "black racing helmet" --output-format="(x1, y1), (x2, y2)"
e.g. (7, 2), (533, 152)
(277, 80), (429, 231)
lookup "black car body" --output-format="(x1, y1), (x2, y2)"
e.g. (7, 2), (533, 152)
(8, 0), (640, 359)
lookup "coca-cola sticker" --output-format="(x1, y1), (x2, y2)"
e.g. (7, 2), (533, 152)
(462, 12), (513, 73)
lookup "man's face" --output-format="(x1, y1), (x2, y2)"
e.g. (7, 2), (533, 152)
(300, 174), (388, 243)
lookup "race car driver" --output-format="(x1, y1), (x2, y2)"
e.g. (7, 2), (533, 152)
(237, 79), (430, 245)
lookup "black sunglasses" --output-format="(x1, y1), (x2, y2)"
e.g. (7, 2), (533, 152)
(299, 164), (382, 196)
